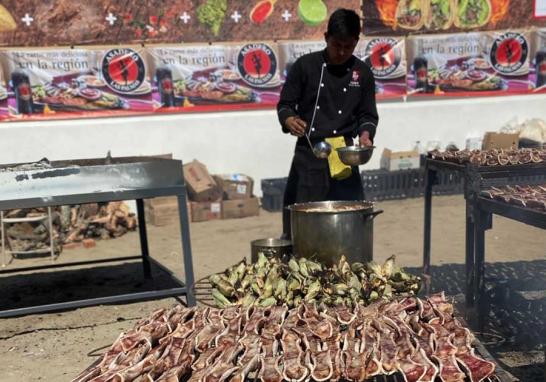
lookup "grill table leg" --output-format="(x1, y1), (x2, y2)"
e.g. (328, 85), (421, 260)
(474, 208), (490, 331)
(136, 199), (152, 279)
(465, 200), (475, 307)
(178, 194), (196, 307)
(423, 165), (436, 293)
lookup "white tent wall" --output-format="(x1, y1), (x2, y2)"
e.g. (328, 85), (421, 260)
(0, 93), (545, 197)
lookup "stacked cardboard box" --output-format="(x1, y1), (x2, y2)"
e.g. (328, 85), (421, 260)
(183, 160), (259, 222)
(144, 196), (190, 226)
(183, 160), (223, 223)
(215, 174), (259, 219)
(380, 148), (421, 171)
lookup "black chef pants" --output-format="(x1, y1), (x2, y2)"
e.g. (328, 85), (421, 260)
(281, 148), (364, 239)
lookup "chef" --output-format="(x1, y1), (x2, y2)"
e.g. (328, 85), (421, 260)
(277, 8), (379, 239)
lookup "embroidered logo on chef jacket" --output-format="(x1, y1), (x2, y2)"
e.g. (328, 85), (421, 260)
(349, 69), (360, 87)
(237, 43), (278, 87)
(101, 48), (146, 94)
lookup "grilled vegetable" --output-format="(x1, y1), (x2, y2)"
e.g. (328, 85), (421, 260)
(208, 254), (421, 308)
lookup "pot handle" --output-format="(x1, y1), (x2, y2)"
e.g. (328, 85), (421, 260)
(367, 209), (384, 220)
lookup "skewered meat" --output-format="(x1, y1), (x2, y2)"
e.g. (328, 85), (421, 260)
(74, 296), (497, 382)
(428, 148), (545, 166)
(481, 184), (546, 212)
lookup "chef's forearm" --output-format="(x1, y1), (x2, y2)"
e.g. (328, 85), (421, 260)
(277, 105), (298, 133)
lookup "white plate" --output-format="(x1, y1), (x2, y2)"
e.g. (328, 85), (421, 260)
(77, 75), (106, 88)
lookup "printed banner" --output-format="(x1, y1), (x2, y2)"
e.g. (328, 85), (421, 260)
(531, 28), (546, 92)
(148, 43), (281, 112)
(0, 64), (7, 120)
(363, 0), (546, 36)
(0, 47), (153, 120)
(277, 40), (326, 81)
(406, 31), (531, 97)
(354, 37), (407, 99)
(277, 39), (405, 99)
(0, 0), (360, 47)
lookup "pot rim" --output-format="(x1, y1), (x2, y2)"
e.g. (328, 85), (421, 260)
(288, 200), (375, 214)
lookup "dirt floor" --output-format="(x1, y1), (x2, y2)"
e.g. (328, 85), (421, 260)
(0, 195), (544, 381)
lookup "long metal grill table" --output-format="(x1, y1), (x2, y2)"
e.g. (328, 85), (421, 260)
(422, 158), (545, 308)
(0, 156), (195, 317)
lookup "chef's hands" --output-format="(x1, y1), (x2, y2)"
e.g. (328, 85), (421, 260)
(285, 116), (307, 137)
(359, 131), (373, 147)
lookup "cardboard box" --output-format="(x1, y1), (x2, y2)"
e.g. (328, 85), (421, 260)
(183, 160), (222, 202)
(222, 197), (260, 219)
(482, 132), (519, 150)
(145, 196), (178, 207)
(214, 174), (254, 200)
(145, 200), (191, 226)
(380, 148), (420, 171)
(190, 199), (222, 222)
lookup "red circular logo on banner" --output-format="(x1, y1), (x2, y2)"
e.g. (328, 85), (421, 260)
(364, 38), (402, 79)
(237, 43), (277, 86)
(490, 32), (528, 75)
(101, 48), (146, 94)
(495, 39), (523, 66)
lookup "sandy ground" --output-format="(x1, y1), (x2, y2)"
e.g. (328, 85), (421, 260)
(0, 195), (544, 381)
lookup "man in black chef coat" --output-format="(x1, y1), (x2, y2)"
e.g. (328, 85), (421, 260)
(277, 8), (379, 239)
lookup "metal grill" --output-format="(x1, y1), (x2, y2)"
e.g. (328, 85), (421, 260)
(194, 278), (517, 382)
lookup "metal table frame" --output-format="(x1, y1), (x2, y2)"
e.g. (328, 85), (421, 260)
(0, 157), (196, 318)
(473, 196), (546, 328)
(423, 158), (545, 308)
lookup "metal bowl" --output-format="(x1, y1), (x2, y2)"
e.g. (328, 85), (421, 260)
(336, 145), (375, 166)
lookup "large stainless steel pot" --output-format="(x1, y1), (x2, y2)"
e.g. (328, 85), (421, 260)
(288, 201), (382, 266)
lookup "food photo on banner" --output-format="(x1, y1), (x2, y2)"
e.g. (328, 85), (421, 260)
(0, 0), (361, 46)
(362, 0), (545, 36)
(406, 30), (531, 97)
(531, 28), (546, 92)
(354, 36), (407, 99)
(148, 42), (281, 112)
(0, 47), (154, 120)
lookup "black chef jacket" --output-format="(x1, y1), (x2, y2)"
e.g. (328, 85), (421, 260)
(277, 50), (379, 239)
(277, 50), (379, 142)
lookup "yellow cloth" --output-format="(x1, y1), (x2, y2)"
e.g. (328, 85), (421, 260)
(325, 136), (352, 180)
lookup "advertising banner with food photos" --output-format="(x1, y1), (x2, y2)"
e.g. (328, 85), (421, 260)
(147, 43), (282, 112)
(363, 0), (546, 36)
(354, 37), (407, 99)
(0, 47), (154, 120)
(0, 0), (359, 47)
(277, 39), (405, 100)
(531, 28), (546, 92)
(406, 30), (531, 97)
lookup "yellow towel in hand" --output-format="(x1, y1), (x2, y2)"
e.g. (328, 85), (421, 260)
(325, 136), (352, 180)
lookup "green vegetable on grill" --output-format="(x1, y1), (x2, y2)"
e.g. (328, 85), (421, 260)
(208, 254), (421, 308)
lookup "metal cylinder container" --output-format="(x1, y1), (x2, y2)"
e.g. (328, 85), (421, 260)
(288, 201), (382, 266)
(250, 238), (292, 263)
